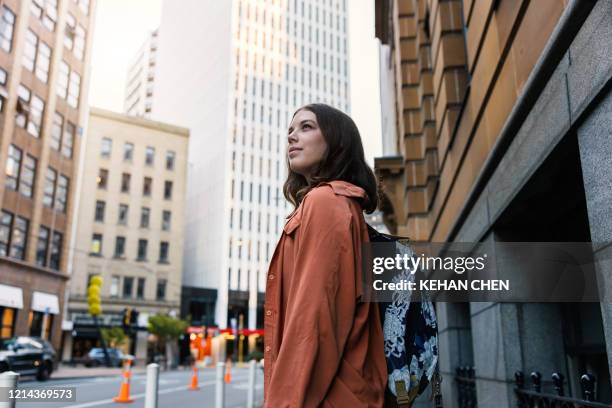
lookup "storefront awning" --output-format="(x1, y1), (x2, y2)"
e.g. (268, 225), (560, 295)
(31, 291), (60, 315)
(0, 284), (23, 309)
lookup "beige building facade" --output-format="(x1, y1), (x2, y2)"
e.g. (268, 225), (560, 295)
(63, 107), (189, 363)
(0, 0), (96, 357)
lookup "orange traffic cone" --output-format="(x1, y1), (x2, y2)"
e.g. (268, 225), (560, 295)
(188, 365), (199, 390)
(113, 359), (134, 403)
(224, 361), (232, 384)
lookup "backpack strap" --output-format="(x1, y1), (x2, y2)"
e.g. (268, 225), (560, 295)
(395, 380), (413, 408)
(432, 364), (443, 408)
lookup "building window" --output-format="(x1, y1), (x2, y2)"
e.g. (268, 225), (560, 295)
(145, 147), (155, 166)
(20, 155), (36, 199)
(162, 210), (171, 231)
(156, 279), (167, 300)
(159, 241), (169, 263)
(121, 173), (131, 193)
(55, 175), (68, 212)
(114, 236), (125, 258)
(97, 168), (108, 189)
(56, 61), (69, 99)
(165, 151), (175, 170)
(90, 233), (102, 255)
(77, 0), (90, 15)
(101, 137), (112, 157)
(49, 231), (61, 270)
(42, 167), (57, 207)
(64, 13), (75, 49)
(4, 144), (21, 191)
(136, 278), (145, 299)
(62, 122), (74, 158)
(140, 207), (150, 228)
(35, 40), (51, 83)
(22, 30), (37, 72)
(35, 226), (50, 266)
(0, 6), (16, 53)
(74, 25), (85, 60)
(10, 216), (28, 260)
(29, 95), (44, 137)
(163, 181), (172, 200)
(123, 277), (133, 298)
(0, 210), (11, 256)
(123, 143), (133, 161)
(16, 85), (45, 138)
(141, 177), (152, 197)
(0, 307), (16, 338)
(118, 204), (128, 225)
(31, 0), (57, 32)
(0, 68), (7, 112)
(110, 276), (120, 297)
(137, 239), (147, 260)
(50, 113), (63, 151)
(66, 69), (80, 107)
(94, 200), (105, 222)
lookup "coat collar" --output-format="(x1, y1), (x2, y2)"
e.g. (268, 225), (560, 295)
(320, 180), (366, 199)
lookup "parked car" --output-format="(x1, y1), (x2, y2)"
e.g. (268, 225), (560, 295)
(0, 336), (57, 381)
(83, 348), (134, 367)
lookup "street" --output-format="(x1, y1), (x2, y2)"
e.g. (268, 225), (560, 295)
(16, 367), (263, 408)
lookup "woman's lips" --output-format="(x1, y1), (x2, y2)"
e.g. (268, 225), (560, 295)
(288, 148), (302, 158)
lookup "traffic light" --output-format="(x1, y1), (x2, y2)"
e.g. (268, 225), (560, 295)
(122, 308), (132, 328)
(87, 275), (103, 316)
(131, 309), (139, 326)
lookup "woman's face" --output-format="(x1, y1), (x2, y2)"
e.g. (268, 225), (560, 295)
(287, 109), (327, 180)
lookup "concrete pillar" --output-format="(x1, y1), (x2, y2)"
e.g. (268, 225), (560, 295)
(576, 88), (612, 383)
(61, 332), (73, 362)
(435, 302), (473, 408)
(469, 233), (568, 408)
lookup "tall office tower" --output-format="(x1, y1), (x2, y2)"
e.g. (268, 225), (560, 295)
(0, 0), (96, 352)
(153, 0), (350, 333)
(124, 29), (158, 118)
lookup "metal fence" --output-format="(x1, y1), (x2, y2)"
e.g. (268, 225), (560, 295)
(455, 367), (611, 408)
(514, 371), (612, 408)
(456, 366), (477, 408)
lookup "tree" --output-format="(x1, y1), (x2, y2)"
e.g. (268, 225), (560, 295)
(147, 314), (188, 368)
(101, 327), (128, 349)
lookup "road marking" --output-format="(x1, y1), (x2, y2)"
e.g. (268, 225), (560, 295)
(64, 381), (216, 407)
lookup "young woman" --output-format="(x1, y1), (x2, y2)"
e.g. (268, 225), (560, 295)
(263, 104), (387, 407)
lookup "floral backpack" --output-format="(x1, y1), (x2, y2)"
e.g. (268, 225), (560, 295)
(367, 225), (441, 408)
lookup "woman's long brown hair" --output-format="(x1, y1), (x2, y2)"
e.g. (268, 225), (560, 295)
(283, 103), (378, 213)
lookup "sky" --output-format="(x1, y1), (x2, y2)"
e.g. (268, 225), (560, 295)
(89, 0), (382, 164)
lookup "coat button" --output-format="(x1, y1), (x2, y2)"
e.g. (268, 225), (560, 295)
(266, 310), (272, 316)
(265, 346), (271, 352)
(268, 274), (275, 280)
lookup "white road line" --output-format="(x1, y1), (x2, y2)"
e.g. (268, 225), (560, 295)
(63, 381), (216, 408)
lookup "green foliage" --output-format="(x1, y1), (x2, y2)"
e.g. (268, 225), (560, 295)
(101, 327), (128, 348)
(147, 314), (188, 342)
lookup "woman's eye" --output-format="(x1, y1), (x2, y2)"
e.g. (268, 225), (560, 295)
(303, 124), (311, 129)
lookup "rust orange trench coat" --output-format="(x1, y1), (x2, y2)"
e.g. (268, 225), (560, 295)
(263, 180), (386, 407)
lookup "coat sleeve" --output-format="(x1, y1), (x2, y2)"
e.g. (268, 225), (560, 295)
(266, 188), (362, 407)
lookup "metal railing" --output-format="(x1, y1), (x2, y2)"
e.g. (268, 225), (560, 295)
(456, 366), (477, 408)
(514, 371), (612, 408)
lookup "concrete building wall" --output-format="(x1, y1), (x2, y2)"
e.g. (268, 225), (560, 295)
(65, 107), (189, 362)
(0, 0), (97, 352)
(374, 0), (612, 406)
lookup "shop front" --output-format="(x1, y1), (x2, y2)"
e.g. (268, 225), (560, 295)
(0, 283), (23, 338)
